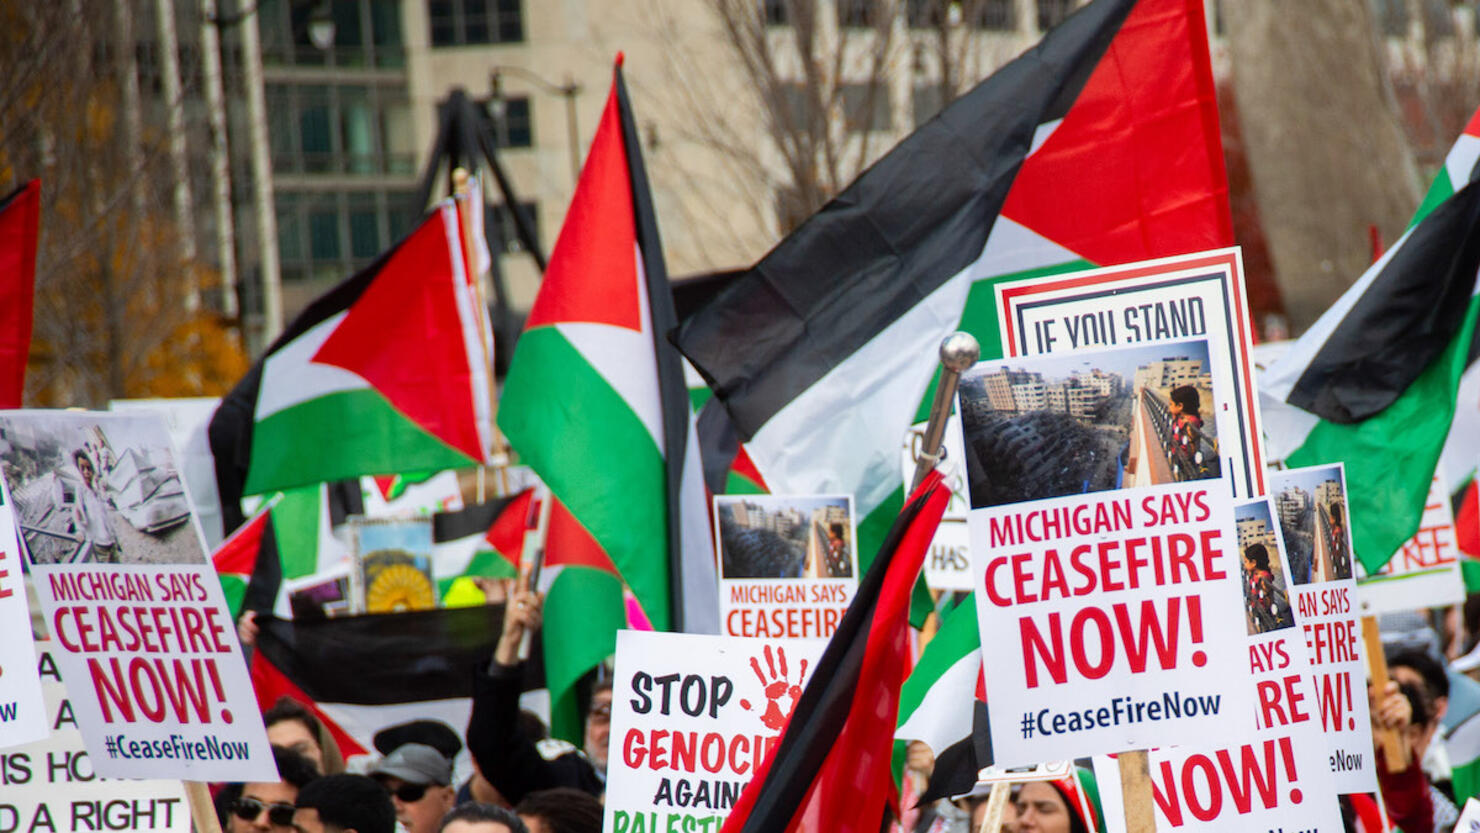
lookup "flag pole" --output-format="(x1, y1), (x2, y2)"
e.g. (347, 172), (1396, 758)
(451, 168), (512, 488)
(912, 332), (979, 492)
(1363, 615), (1409, 770)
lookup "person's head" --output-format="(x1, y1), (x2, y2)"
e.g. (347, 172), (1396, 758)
(1243, 543), (1271, 573)
(964, 791), (1017, 833)
(585, 683), (613, 770)
(1390, 649), (1449, 725)
(515, 788), (603, 833)
(219, 745), (319, 833)
(828, 523), (844, 543)
(371, 743), (456, 833)
(72, 450), (95, 483)
(1169, 386), (1200, 419)
(373, 720), (463, 761)
(293, 774), (396, 833)
(1015, 778), (1094, 833)
(439, 803), (530, 833)
(264, 698), (344, 775)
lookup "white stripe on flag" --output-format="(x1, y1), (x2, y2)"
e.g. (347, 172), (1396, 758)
(895, 650), (980, 757)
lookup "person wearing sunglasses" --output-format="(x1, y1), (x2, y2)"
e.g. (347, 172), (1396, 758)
(371, 742), (457, 833)
(215, 745), (318, 833)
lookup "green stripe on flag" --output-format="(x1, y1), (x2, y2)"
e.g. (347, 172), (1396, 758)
(246, 389), (474, 496)
(544, 565), (626, 744)
(219, 575), (247, 620)
(1288, 294), (1480, 572)
(499, 326), (670, 630)
(272, 485), (325, 579)
(1413, 168), (1457, 230)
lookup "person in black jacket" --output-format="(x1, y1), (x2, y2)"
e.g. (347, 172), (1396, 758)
(466, 585), (605, 806)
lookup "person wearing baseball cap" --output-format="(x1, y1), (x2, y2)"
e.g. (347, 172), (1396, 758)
(372, 743), (456, 833)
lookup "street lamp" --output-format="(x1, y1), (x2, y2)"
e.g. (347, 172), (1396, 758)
(486, 66), (583, 186)
(306, 1), (336, 51)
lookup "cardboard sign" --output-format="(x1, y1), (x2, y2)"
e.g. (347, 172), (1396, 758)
(715, 495), (857, 640)
(1357, 474), (1464, 614)
(0, 494), (47, 750)
(604, 631), (825, 832)
(995, 248), (1265, 499)
(0, 646), (190, 832)
(1092, 498), (1342, 832)
(899, 415), (973, 592)
(0, 412), (275, 781)
(1269, 464), (1376, 793)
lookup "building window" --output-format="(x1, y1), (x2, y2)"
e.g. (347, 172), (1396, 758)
(837, 0), (879, 28)
(975, 0), (1014, 30)
(768, 82), (812, 132)
(488, 202), (540, 254)
(484, 96), (533, 148)
(1037, 0), (1072, 30)
(275, 189), (423, 281)
(1372, 0), (1408, 36)
(258, 0), (406, 69)
(265, 83), (416, 176)
(907, 0), (1014, 30)
(842, 82), (891, 132)
(428, 0), (524, 47)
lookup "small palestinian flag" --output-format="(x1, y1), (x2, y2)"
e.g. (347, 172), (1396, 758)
(210, 198), (495, 528)
(212, 497), (282, 620)
(895, 600), (992, 803)
(675, 0), (1231, 574)
(431, 489), (534, 593)
(721, 471), (949, 833)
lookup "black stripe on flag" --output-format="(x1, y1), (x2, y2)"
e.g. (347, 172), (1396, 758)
(919, 702), (994, 804)
(1287, 180), (1480, 423)
(673, 0), (1134, 439)
(432, 494), (523, 542)
(254, 605), (506, 705)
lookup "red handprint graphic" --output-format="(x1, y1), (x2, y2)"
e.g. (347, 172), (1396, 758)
(739, 644), (808, 731)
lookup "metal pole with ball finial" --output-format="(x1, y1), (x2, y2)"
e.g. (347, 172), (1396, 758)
(912, 332), (980, 493)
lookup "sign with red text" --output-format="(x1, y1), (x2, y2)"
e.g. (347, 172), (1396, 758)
(0, 412), (274, 781)
(0, 494), (47, 749)
(1092, 498), (1341, 831)
(715, 494), (857, 640)
(1269, 464), (1375, 793)
(1357, 474), (1464, 614)
(604, 631), (824, 833)
(1, 646), (190, 832)
(995, 248), (1265, 499)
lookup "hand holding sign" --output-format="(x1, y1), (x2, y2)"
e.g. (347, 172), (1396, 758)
(495, 584), (543, 667)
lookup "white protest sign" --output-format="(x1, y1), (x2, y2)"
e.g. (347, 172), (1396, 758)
(0, 646), (190, 832)
(1269, 464), (1376, 793)
(995, 248), (1265, 499)
(0, 494), (47, 749)
(604, 631), (825, 833)
(899, 415), (973, 591)
(1457, 797), (1480, 832)
(1356, 473), (1465, 614)
(0, 412), (275, 781)
(715, 494), (857, 640)
(1092, 499), (1342, 832)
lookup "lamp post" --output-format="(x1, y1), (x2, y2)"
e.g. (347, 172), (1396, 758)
(486, 66), (583, 186)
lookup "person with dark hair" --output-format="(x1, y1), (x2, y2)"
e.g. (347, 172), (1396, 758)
(1242, 543), (1291, 634)
(68, 448), (119, 563)
(293, 774), (396, 833)
(1166, 385), (1210, 479)
(466, 584), (605, 807)
(1014, 773), (1100, 833)
(215, 745), (319, 833)
(263, 696), (344, 774)
(515, 788), (603, 833)
(439, 803), (530, 833)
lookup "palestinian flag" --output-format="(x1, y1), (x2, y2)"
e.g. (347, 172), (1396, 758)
(721, 471), (949, 833)
(431, 489), (534, 593)
(249, 605), (507, 761)
(497, 59), (717, 739)
(210, 198), (495, 528)
(1260, 108), (1480, 573)
(674, 0), (1231, 573)
(0, 180), (38, 408)
(212, 496), (283, 619)
(894, 600), (992, 803)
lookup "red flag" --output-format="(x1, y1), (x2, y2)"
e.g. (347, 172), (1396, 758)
(721, 470), (949, 833)
(0, 181), (39, 407)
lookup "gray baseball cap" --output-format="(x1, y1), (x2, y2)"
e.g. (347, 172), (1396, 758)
(371, 742), (452, 786)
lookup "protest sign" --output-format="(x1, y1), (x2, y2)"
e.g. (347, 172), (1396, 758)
(0, 411), (275, 781)
(0, 491), (46, 751)
(715, 495), (856, 640)
(1091, 497), (1342, 832)
(962, 341), (1251, 765)
(108, 397), (225, 549)
(995, 248), (1265, 499)
(1356, 473), (1464, 614)
(1270, 464), (1376, 793)
(1, 646), (190, 833)
(1458, 797), (1480, 833)
(604, 631), (824, 833)
(899, 417), (973, 592)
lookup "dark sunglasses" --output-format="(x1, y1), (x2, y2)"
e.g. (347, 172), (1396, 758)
(232, 797), (295, 827)
(389, 782), (431, 803)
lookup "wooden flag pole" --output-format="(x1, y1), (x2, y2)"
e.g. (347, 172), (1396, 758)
(1362, 614), (1408, 771)
(517, 481), (554, 661)
(451, 168), (512, 473)
(185, 781), (223, 833)
(977, 781), (1012, 833)
(1118, 750), (1157, 833)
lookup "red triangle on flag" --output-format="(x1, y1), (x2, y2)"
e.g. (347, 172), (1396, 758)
(485, 488), (533, 563)
(213, 506), (272, 576)
(312, 212), (485, 461)
(1001, 0), (1231, 267)
(523, 85), (640, 332)
(545, 497), (620, 575)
